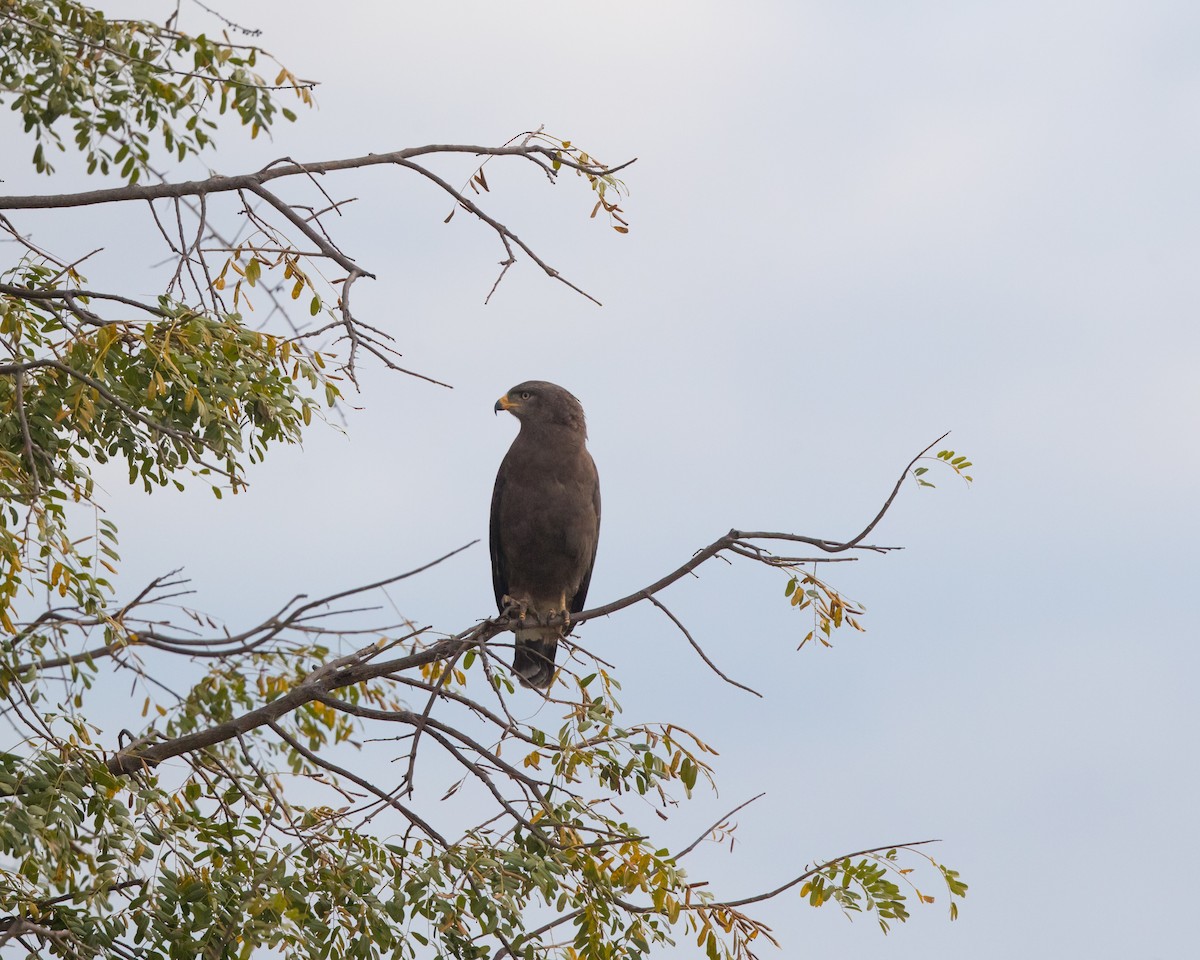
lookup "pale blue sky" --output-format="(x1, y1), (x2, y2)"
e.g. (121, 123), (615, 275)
(3, 1), (1197, 956)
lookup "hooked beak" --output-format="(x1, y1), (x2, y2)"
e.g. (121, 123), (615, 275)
(494, 394), (516, 416)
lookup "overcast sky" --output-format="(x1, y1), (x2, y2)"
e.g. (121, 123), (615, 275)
(3, 1), (1198, 957)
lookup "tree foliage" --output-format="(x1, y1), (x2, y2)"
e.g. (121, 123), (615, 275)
(0, 3), (968, 958)
(2, 0), (311, 178)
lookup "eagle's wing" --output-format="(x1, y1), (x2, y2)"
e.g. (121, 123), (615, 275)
(568, 452), (601, 619)
(489, 465), (509, 612)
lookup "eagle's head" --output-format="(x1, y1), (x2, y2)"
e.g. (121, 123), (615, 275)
(495, 381), (587, 435)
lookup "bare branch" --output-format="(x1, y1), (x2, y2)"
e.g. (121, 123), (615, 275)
(23, 543), (475, 675)
(0, 145), (629, 211)
(823, 432), (951, 552)
(246, 183), (366, 278)
(490, 909), (584, 960)
(396, 158), (601, 306)
(675, 792), (766, 859)
(267, 720), (448, 847)
(644, 594), (761, 697)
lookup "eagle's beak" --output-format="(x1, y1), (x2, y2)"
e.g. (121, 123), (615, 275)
(494, 394), (516, 415)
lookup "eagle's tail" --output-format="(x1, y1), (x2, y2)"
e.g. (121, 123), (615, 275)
(513, 630), (558, 689)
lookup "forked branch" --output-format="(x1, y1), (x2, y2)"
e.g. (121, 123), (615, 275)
(96, 436), (947, 782)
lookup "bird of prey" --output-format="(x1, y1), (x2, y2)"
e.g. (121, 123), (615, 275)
(491, 381), (601, 688)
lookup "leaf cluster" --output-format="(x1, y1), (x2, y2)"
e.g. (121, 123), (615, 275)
(446, 129), (632, 237)
(1, 0), (311, 180)
(0, 262), (336, 640)
(802, 848), (969, 933)
(912, 448), (975, 489)
(783, 571), (865, 649)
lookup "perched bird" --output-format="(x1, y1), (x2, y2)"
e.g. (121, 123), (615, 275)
(491, 381), (601, 688)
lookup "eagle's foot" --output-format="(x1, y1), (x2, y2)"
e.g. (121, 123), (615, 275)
(555, 592), (571, 632)
(501, 595), (528, 622)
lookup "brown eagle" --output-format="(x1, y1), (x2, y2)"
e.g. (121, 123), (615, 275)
(491, 381), (601, 688)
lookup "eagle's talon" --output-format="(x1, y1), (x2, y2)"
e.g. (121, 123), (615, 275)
(501, 595), (528, 622)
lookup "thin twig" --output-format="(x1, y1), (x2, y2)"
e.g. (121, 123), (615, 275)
(717, 839), (941, 909)
(267, 720), (448, 846)
(644, 594), (761, 698)
(12, 371), (42, 498)
(675, 793), (766, 859)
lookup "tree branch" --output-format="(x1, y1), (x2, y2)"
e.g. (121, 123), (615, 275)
(644, 594), (761, 697)
(267, 720), (448, 847)
(395, 158), (601, 306)
(0, 145), (630, 211)
(717, 839), (941, 909)
(675, 793), (766, 859)
(0, 283), (170, 319)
